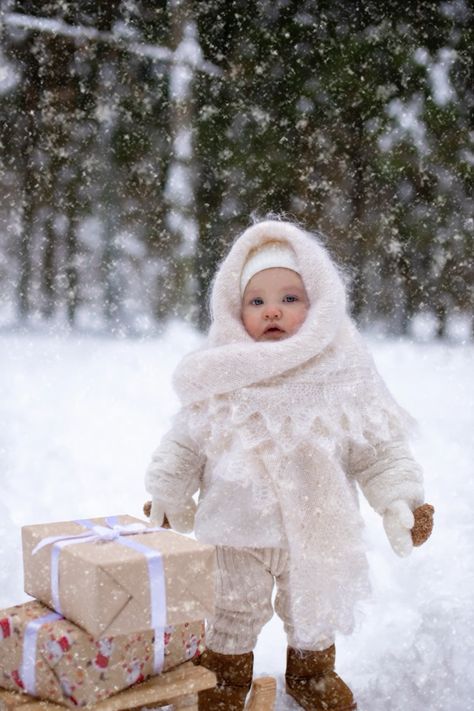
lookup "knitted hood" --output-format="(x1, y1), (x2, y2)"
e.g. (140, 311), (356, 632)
(209, 219), (347, 348)
(174, 220), (360, 404)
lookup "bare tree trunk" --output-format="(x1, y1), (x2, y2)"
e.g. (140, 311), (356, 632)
(90, 42), (123, 329)
(17, 173), (35, 319)
(64, 185), (79, 326)
(435, 303), (448, 338)
(16, 53), (41, 319)
(101, 199), (121, 327)
(347, 119), (368, 322)
(162, 0), (200, 322)
(41, 212), (56, 318)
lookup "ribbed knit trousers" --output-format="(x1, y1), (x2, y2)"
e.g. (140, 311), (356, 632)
(205, 546), (335, 654)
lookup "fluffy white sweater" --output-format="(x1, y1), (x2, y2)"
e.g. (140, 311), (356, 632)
(146, 220), (424, 643)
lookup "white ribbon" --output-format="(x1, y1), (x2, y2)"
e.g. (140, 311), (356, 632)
(32, 521), (162, 555)
(32, 517), (169, 674)
(21, 611), (63, 695)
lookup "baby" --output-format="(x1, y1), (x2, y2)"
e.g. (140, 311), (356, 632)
(145, 220), (433, 711)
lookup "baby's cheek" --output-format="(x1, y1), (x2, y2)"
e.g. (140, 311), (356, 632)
(241, 310), (259, 340)
(294, 308), (308, 331)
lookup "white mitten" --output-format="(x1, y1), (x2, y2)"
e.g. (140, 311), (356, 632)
(149, 498), (166, 527)
(149, 496), (196, 533)
(383, 500), (415, 557)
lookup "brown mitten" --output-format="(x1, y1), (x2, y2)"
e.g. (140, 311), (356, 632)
(411, 503), (434, 546)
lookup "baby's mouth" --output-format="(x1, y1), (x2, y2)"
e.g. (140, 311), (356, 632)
(264, 325), (285, 335)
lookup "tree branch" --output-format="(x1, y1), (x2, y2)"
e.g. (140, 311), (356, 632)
(2, 11), (223, 76)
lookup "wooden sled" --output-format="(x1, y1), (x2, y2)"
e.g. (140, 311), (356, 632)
(0, 661), (276, 711)
(245, 675), (277, 710)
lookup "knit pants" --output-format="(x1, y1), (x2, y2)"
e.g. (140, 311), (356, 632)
(206, 546), (335, 655)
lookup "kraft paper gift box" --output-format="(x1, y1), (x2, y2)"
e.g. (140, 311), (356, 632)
(22, 515), (216, 638)
(0, 599), (205, 708)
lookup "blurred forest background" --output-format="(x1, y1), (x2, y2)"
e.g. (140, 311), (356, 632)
(0, 0), (472, 336)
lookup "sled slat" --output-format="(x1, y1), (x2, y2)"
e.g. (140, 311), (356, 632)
(0, 662), (216, 711)
(245, 676), (276, 711)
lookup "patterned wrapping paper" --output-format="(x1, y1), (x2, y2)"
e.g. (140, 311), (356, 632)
(22, 515), (216, 637)
(0, 600), (205, 708)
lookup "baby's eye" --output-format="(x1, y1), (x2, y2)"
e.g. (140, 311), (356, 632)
(283, 295), (298, 303)
(250, 297), (264, 306)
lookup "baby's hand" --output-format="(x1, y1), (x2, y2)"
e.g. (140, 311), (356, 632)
(383, 501), (434, 557)
(143, 500), (170, 528)
(143, 497), (196, 533)
(383, 500), (414, 557)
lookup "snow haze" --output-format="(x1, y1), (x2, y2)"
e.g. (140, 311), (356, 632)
(1, 324), (473, 709)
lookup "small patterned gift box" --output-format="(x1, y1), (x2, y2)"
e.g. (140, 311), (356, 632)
(0, 600), (205, 708)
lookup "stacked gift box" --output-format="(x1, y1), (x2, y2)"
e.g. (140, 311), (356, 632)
(0, 515), (216, 708)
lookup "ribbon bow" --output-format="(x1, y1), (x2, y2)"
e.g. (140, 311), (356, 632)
(32, 520), (163, 555)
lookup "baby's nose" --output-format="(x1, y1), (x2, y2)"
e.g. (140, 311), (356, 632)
(264, 305), (282, 319)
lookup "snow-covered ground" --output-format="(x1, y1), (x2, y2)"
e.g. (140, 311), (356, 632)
(1, 323), (473, 710)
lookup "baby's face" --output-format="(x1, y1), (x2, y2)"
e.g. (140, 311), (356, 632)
(241, 268), (309, 342)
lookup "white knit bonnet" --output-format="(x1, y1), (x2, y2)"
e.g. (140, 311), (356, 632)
(240, 240), (300, 295)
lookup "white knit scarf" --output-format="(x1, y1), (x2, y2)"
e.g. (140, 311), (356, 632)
(173, 221), (413, 640)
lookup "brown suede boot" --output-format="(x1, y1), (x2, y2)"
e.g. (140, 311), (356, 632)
(286, 645), (357, 710)
(193, 648), (254, 710)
